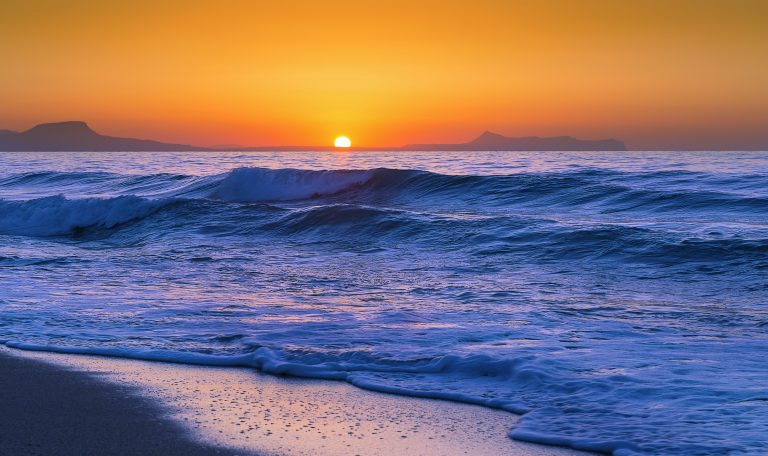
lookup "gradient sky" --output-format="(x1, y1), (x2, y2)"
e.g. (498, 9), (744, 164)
(1, 0), (766, 149)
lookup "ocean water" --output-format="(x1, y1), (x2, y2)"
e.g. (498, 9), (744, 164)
(1, 151), (767, 455)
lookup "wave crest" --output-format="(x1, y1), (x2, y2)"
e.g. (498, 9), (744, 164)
(207, 167), (377, 202)
(0, 195), (171, 237)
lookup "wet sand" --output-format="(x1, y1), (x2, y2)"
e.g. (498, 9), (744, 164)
(1, 346), (590, 456)
(0, 350), (242, 456)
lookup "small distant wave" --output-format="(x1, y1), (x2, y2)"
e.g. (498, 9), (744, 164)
(0, 171), (200, 203)
(0, 170), (117, 187)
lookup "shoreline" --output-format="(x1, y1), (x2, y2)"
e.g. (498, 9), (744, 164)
(1, 346), (591, 456)
(0, 349), (243, 456)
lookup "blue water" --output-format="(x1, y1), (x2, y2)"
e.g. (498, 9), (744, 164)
(1, 151), (767, 455)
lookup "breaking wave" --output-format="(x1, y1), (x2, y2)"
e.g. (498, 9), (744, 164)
(1, 168), (766, 265)
(0, 195), (172, 237)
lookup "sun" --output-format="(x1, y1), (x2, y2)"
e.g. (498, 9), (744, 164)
(334, 136), (352, 148)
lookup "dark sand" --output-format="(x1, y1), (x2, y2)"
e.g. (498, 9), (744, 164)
(0, 352), (250, 456)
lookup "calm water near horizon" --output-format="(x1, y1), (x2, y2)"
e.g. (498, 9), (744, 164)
(1, 150), (767, 455)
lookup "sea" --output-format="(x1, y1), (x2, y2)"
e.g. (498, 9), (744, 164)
(1, 150), (766, 455)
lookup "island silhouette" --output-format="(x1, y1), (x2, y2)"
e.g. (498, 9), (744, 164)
(0, 121), (207, 152)
(0, 121), (626, 151)
(405, 131), (626, 151)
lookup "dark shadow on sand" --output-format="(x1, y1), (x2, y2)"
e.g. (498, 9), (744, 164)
(0, 352), (251, 456)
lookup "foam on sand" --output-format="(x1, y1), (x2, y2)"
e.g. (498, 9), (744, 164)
(2, 347), (590, 456)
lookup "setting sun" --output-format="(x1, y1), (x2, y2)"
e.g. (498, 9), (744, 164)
(334, 136), (351, 148)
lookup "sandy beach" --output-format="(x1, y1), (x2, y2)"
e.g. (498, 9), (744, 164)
(0, 346), (590, 456)
(0, 349), (239, 456)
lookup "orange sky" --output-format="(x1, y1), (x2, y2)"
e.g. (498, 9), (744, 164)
(1, 0), (766, 149)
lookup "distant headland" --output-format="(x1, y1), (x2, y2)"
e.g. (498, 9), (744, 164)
(0, 121), (208, 152)
(404, 131), (626, 151)
(0, 121), (626, 152)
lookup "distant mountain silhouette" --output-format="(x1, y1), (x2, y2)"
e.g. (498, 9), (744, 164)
(404, 131), (626, 151)
(0, 122), (628, 152)
(0, 121), (208, 151)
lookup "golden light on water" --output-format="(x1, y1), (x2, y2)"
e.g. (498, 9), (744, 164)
(334, 136), (352, 148)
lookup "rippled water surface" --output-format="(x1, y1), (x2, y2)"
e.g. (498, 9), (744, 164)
(1, 151), (767, 455)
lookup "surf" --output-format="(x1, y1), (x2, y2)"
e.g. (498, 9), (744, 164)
(1, 152), (767, 455)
